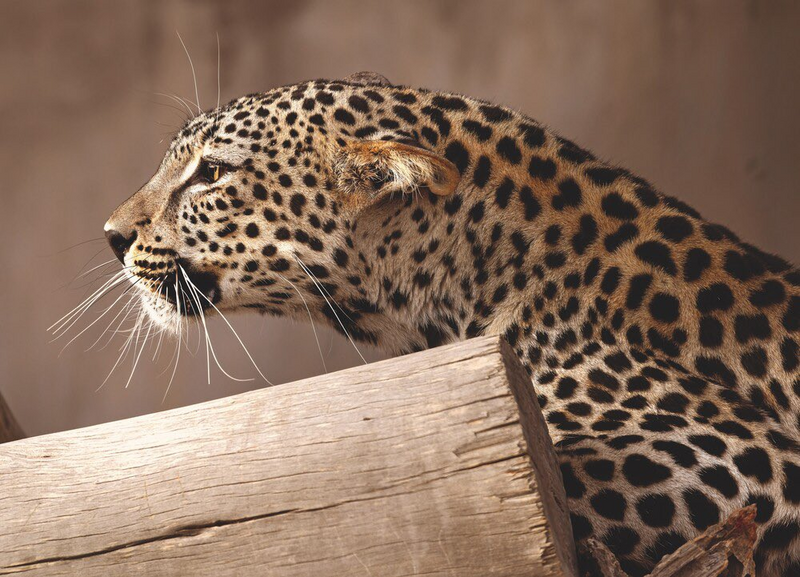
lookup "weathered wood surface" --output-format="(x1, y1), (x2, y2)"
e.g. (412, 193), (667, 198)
(0, 336), (578, 577)
(579, 506), (757, 577)
(0, 390), (24, 443)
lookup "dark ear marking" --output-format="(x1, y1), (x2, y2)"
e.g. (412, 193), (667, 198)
(344, 71), (393, 87)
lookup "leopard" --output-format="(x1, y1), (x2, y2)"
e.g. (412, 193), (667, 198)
(102, 72), (800, 576)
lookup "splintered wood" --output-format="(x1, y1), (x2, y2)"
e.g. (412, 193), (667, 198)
(579, 506), (757, 577)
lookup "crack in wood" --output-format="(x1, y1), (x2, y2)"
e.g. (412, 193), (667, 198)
(4, 509), (299, 570)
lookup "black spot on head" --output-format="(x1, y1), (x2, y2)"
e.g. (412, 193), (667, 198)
(479, 104), (512, 123)
(781, 337), (799, 372)
(245, 222), (260, 238)
(695, 356), (739, 389)
(289, 194), (306, 216)
(657, 392), (689, 413)
(741, 347), (768, 377)
(604, 351), (632, 373)
(495, 136), (522, 164)
(755, 520), (799, 570)
(688, 434), (727, 457)
(348, 94), (370, 113)
(252, 183), (267, 200)
(462, 120), (492, 142)
(472, 156), (491, 188)
(600, 267), (621, 295)
(333, 108), (356, 125)
(431, 95), (467, 110)
(392, 104), (417, 124)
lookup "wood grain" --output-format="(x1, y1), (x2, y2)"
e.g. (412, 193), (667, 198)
(0, 336), (577, 577)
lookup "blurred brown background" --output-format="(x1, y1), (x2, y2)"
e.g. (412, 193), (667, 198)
(1, 0), (798, 437)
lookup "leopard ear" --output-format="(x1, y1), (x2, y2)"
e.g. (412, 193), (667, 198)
(344, 71), (392, 87)
(334, 139), (460, 207)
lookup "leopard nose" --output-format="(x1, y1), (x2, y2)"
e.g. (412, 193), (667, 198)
(104, 225), (137, 264)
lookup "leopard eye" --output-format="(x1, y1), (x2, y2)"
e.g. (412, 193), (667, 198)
(198, 160), (226, 184)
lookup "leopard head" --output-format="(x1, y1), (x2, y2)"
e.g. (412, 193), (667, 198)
(104, 75), (460, 352)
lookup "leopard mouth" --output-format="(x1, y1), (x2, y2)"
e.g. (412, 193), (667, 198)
(135, 261), (221, 317)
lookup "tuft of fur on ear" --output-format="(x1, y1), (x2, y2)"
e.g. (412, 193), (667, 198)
(335, 140), (460, 208)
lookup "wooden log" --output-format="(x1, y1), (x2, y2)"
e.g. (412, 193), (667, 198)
(0, 336), (578, 577)
(0, 390), (24, 443)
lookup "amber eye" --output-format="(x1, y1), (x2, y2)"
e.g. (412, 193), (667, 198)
(198, 160), (226, 184)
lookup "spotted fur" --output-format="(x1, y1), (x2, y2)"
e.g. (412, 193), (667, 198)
(105, 73), (800, 576)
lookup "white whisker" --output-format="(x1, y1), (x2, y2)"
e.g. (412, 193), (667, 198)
(294, 256), (367, 364)
(163, 273), (184, 402)
(60, 281), (142, 355)
(176, 30), (202, 114)
(181, 269), (251, 383)
(278, 273), (327, 373)
(97, 309), (143, 392)
(91, 292), (139, 352)
(153, 91), (195, 119)
(216, 32), (221, 110)
(125, 317), (153, 389)
(182, 267), (272, 385)
(49, 271), (128, 336)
